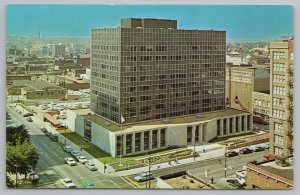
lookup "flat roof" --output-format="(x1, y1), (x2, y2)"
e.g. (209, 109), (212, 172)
(74, 108), (249, 132)
(164, 174), (211, 189)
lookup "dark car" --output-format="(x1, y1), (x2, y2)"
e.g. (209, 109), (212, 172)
(46, 131), (52, 137)
(40, 128), (47, 133)
(253, 146), (265, 152)
(23, 113), (34, 117)
(251, 158), (267, 165)
(226, 151), (239, 157)
(239, 148), (253, 154)
(50, 134), (59, 141)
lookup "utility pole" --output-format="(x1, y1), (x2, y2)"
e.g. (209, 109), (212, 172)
(148, 156), (151, 189)
(224, 144), (228, 178)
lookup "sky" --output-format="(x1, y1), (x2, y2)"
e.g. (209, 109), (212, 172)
(6, 5), (293, 41)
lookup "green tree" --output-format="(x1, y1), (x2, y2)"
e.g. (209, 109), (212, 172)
(15, 67), (24, 75)
(6, 141), (39, 187)
(6, 125), (30, 146)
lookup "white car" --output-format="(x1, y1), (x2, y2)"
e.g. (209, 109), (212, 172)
(76, 156), (88, 164)
(65, 157), (77, 166)
(63, 145), (73, 153)
(71, 150), (81, 157)
(85, 162), (98, 171)
(61, 178), (76, 188)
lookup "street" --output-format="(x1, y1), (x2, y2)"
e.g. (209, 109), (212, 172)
(7, 106), (133, 189)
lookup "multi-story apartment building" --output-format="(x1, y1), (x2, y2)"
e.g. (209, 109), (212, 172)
(269, 38), (293, 158)
(91, 18), (226, 125)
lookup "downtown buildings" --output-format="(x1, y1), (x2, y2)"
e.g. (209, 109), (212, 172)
(67, 18), (252, 157)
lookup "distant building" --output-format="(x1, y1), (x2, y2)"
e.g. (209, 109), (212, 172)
(10, 80), (66, 99)
(226, 64), (270, 113)
(246, 159), (293, 189)
(50, 44), (66, 57)
(269, 38), (293, 158)
(76, 54), (90, 66)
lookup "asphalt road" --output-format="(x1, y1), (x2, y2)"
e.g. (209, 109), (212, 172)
(127, 149), (268, 188)
(7, 105), (133, 189)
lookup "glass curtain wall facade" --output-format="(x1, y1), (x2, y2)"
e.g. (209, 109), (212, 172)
(91, 18), (226, 125)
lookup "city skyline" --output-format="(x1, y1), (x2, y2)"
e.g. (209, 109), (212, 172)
(7, 5), (293, 41)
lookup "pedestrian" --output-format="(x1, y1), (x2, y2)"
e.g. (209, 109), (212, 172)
(203, 148), (206, 153)
(169, 159), (171, 165)
(210, 177), (214, 184)
(219, 158), (221, 164)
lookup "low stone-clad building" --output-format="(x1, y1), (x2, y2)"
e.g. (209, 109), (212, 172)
(10, 80), (66, 100)
(66, 108), (252, 157)
(246, 159), (293, 189)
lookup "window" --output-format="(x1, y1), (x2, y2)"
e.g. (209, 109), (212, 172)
(274, 123), (284, 133)
(273, 97), (285, 106)
(273, 109), (285, 118)
(273, 74), (285, 83)
(84, 119), (92, 141)
(274, 147), (284, 156)
(273, 86), (285, 95)
(273, 52), (285, 59)
(274, 135), (284, 145)
(273, 63), (285, 71)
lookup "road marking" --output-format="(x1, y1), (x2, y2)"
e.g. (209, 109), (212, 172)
(121, 177), (137, 188)
(109, 179), (121, 189)
(123, 176), (141, 188)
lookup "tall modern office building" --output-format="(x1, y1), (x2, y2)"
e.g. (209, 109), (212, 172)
(91, 18), (226, 125)
(269, 38), (294, 158)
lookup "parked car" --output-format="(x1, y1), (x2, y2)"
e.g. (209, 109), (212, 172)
(239, 148), (253, 154)
(23, 113), (34, 117)
(71, 150), (81, 157)
(63, 145), (73, 153)
(226, 151), (239, 157)
(50, 134), (59, 142)
(85, 162), (98, 171)
(26, 117), (33, 122)
(76, 156), (88, 164)
(28, 171), (39, 181)
(46, 131), (52, 137)
(83, 180), (95, 188)
(40, 128), (47, 133)
(65, 157), (77, 166)
(134, 172), (154, 182)
(253, 146), (265, 152)
(61, 178), (76, 188)
(251, 158), (267, 165)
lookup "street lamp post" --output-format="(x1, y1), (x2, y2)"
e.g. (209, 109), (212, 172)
(224, 144), (228, 178)
(193, 136), (200, 161)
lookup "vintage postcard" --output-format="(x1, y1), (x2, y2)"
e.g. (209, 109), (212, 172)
(6, 4), (293, 189)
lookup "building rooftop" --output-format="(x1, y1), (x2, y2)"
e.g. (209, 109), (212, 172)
(248, 158), (294, 183)
(13, 80), (65, 91)
(73, 108), (249, 132)
(164, 174), (211, 189)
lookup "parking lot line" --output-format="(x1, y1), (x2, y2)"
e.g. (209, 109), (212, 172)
(123, 176), (141, 188)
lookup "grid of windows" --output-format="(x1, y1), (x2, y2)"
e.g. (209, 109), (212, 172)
(91, 20), (226, 124)
(273, 86), (285, 95)
(273, 74), (286, 83)
(273, 63), (285, 71)
(273, 97), (285, 106)
(274, 135), (284, 145)
(273, 109), (285, 119)
(274, 123), (284, 133)
(273, 52), (286, 59)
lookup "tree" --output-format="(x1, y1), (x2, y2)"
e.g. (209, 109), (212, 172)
(6, 125), (30, 146)
(6, 141), (39, 187)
